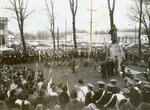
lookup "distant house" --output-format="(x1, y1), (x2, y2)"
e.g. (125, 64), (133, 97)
(0, 17), (8, 47)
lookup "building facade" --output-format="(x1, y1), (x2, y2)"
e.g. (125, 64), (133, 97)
(0, 17), (8, 47)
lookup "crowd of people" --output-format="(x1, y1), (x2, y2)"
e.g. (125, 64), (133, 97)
(0, 45), (150, 110)
(0, 47), (106, 65)
(124, 48), (150, 70)
(0, 61), (150, 110)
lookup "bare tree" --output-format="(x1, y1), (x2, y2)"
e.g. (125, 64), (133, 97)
(69, 0), (78, 49)
(128, 0), (150, 60)
(7, 0), (33, 53)
(45, 0), (56, 50)
(107, 0), (118, 44)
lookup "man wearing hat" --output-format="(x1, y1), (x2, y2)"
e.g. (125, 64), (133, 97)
(101, 61), (107, 79)
(94, 81), (107, 109)
(110, 79), (120, 94)
(103, 83), (117, 109)
(118, 88), (136, 110)
(106, 57), (111, 77)
(85, 83), (95, 105)
(128, 82), (142, 108)
(136, 84), (150, 110)
(142, 84), (150, 103)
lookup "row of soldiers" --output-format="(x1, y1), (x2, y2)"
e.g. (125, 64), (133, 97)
(0, 47), (106, 65)
(75, 77), (150, 110)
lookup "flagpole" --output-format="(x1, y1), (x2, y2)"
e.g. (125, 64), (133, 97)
(65, 73), (70, 96)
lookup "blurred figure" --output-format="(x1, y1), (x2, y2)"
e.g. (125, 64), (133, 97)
(85, 83), (95, 105)
(59, 85), (70, 110)
(65, 90), (84, 110)
(75, 79), (88, 103)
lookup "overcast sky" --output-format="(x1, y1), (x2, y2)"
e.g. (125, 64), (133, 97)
(0, 0), (134, 34)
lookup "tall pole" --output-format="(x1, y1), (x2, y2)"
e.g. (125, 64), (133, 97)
(138, 0), (143, 61)
(57, 27), (59, 49)
(65, 19), (67, 50)
(87, 0), (96, 62)
(135, 25), (136, 44)
(90, 0), (93, 51)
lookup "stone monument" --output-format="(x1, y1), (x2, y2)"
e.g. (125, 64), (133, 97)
(109, 25), (125, 70)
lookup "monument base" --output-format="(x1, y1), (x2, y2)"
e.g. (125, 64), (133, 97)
(109, 43), (125, 70)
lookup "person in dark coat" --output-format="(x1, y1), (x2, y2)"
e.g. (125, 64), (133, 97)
(110, 59), (115, 76)
(59, 85), (70, 110)
(0, 90), (8, 110)
(114, 56), (119, 76)
(65, 90), (84, 110)
(142, 84), (150, 103)
(94, 81), (107, 109)
(85, 83), (95, 105)
(103, 83), (117, 109)
(129, 84), (142, 107)
(110, 79), (120, 94)
(106, 57), (111, 77)
(101, 61), (107, 79)
(6, 89), (17, 109)
(118, 88), (136, 110)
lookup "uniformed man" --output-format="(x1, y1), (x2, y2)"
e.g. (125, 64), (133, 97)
(142, 84), (150, 103)
(106, 57), (111, 77)
(70, 58), (75, 73)
(85, 83), (95, 105)
(110, 59), (115, 76)
(94, 81), (107, 109)
(114, 56), (119, 76)
(129, 82), (142, 107)
(103, 83), (117, 109)
(110, 79), (120, 94)
(118, 88), (137, 110)
(101, 61), (107, 79)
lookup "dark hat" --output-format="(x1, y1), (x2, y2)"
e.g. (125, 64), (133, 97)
(97, 81), (105, 85)
(122, 88), (130, 94)
(87, 83), (94, 88)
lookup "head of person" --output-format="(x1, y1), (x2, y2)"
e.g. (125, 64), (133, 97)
(70, 90), (77, 99)
(122, 88), (130, 98)
(35, 104), (43, 110)
(110, 79), (117, 85)
(78, 79), (84, 85)
(62, 85), (68, 92)
(0, 90), (7, 101)
(97, 81), (105, 88)
(106, 83), (114, 93)
(87, 83), (94, 91)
